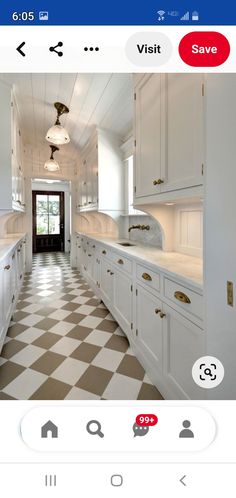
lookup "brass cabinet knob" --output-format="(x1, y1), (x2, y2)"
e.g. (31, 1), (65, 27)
(159, 312), (166, 318)
(155, 308), (161, 314)
(92, 245), (96, 248)
(142, 272), (152, 281)
(153, 179), (164, 185)
(107, 269), (111, 273)
(88, 254), (92, 257)
(110, 272), (114, 276)
(174, 291), (191, 304)
(102, 250), (107, 255)
(117, 259), (124, 265)
(4, 264), (11, 270)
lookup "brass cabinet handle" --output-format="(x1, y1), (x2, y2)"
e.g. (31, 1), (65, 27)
(12, 294), (15, 303)
(110, 272), (114, 276)
(142, 272), (152, 281)
(17, 248), (21, 253)
(155, 308), (161, 314)
(102, 250), (107, 255)
(153, 179), (164, 185)
(117, 259), (124, 265)
(4, 264), (11, 270)
(159, 312), (166, 318)
(174, 291), (191, 304)
(88, 254), (92, 257)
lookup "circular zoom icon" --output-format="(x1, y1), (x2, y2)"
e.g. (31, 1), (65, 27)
(192, 356), (224, 389)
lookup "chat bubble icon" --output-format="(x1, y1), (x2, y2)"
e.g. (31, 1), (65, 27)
(133, 423), (149, 437)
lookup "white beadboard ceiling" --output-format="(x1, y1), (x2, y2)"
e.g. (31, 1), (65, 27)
(0, 73), (133, 170)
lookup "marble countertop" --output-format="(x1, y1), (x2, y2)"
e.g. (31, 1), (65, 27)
(77, 232), (203, 292)
(0, 234), (26, 264)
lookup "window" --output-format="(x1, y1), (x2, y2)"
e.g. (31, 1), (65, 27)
(36, 194), (60, 235)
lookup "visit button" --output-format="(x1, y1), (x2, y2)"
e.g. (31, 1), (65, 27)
(179, 32), (230, 66)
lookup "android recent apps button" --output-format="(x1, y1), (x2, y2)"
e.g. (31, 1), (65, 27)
(126, 32), (172, 66)
(179, 32), (230, 66)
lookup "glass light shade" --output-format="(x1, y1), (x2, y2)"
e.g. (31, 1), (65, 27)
(46, 124), (70, 145)
(44, 159), (60, 172)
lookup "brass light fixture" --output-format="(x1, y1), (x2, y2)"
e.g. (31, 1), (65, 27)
(46, 102), (70, 145)
(44, 145), (60, 172)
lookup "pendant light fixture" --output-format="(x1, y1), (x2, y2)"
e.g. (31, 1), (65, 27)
(46, 102), (70, 145)
(44, 145), (60, 172)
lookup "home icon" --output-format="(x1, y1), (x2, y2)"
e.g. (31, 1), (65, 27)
(41, 420), (58, 439)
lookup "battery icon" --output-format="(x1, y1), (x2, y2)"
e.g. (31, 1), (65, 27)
(192, 11), (199, 21)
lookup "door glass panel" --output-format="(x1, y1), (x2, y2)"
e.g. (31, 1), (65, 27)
(49, 215), (60, 234)
(36, 195), (48, 214)
(36, 214), (48, 235)
(36, 194), (61, 235)
(49, 195), (60, 215)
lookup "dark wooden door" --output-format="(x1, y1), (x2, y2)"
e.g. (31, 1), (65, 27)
(32, 191), (65, 253)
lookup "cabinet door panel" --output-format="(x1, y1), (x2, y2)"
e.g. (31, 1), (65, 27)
(136, 285), (163, 373)
(100, 258), (114, 306)
(135, 74), (162, 198)
(163, 303), (205, 399)
(113, 271), (132, 335)
(162, 74), (203, 192)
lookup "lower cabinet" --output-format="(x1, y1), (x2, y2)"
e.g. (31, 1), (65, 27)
(113, 270), (133, 338)
(162, 303), (205, 399)
(76, 234), (205, 400)
(100, 258), (114, 308)
(0, 238), (26, 353)
(135, 284), (163, 376)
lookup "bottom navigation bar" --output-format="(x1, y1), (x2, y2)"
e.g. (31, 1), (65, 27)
(0, 463), (233, 497)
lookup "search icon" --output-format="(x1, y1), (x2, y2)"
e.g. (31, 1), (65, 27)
(204, 368), (213, 377)
(86, 420), (104, 438)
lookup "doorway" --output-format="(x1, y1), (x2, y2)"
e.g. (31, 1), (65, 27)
(32, 190), (65, 253)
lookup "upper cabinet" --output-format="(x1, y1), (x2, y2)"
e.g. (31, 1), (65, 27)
(0, 81), (25, 212)
(76, 129), (124, 213)
(134, 73), (204, 202)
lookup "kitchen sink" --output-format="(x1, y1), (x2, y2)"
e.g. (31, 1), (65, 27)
(117, 242), (136, 247)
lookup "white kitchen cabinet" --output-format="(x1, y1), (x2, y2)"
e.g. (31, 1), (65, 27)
(100, 257), (114, 307)
(76, 233), (205, 400)
(134, 73), (204, 202)
(113, 270), (133, 337)
(162, 74), (204, 192)
(0, 237), (26, 352)
(0, 81), (25, 212)
(0, 264), (4, 345)
(162, 303), (205, 399)
(3, 253), (15, 325)
(76, 129), (124, 213)
(134, 74), (162, 198)
(135, 284), (163, 376)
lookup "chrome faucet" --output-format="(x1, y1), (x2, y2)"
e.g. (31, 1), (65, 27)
(128, 224), (150, 233)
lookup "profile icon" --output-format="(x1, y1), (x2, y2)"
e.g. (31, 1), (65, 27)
(179, 420), (194, 438)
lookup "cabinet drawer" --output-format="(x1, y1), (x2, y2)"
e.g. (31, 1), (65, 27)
(163, 277), (203, 321)
(110, 252), (133, 274)
(136, 264), (160, 293)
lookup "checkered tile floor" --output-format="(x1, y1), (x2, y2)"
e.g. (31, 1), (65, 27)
(0, 252), (163, 400)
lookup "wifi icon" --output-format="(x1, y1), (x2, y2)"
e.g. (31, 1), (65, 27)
(157, 10), (165, 21)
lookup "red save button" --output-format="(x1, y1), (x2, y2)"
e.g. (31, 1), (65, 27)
(179, 31), (230, 66)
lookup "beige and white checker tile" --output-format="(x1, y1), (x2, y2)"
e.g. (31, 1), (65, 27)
(0, 252), (163, 401)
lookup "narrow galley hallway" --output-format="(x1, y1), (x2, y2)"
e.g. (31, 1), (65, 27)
(0, 253), (163, 400)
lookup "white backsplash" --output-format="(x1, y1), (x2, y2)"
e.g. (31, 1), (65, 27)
(128, 215), (162, 247)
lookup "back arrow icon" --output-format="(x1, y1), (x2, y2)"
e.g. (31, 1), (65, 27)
(180, 475), (187, 486)
(16, 42), (26, 57)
